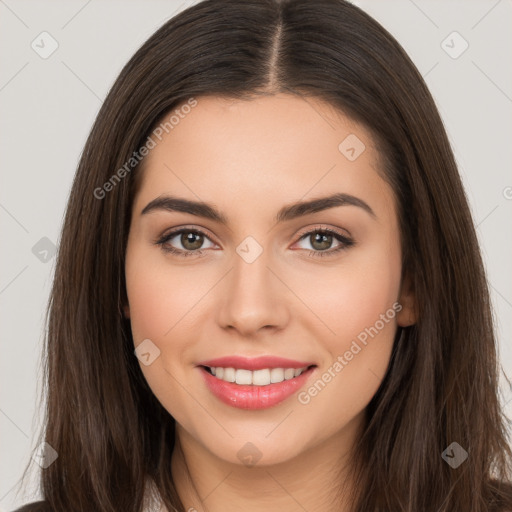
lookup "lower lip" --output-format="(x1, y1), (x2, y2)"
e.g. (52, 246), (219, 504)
(199, 366), (315, 409)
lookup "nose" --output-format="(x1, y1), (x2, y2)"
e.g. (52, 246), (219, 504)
(216, 245), (290, 338)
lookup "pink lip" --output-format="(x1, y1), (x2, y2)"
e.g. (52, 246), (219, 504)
(198, 364), (316, 410)
(197, 355), (315, 371)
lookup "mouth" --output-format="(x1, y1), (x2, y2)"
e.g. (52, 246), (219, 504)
(202, 365), (312, 385)
(198, 362), (317, 409)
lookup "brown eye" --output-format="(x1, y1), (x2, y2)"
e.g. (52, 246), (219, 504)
(180, 231), (205, 250)
(294, 227), (355, 259)
(309, 232), (334, 251)
(156, 227), (216, 257)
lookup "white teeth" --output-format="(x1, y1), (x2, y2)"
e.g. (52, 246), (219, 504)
(207, 366), (308, 386)
(235, 369), (252, 385)
(223, 367), (236, 382)
(284, 368), (295, 380)
(252, 369), (271, 386)
(270, 368), (284, 383)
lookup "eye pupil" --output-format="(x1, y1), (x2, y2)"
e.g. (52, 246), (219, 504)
(311, 232), (332, 251)
(182, 232), (203, 250)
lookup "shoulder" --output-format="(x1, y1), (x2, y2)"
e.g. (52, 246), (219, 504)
(11, 501), (53, 512)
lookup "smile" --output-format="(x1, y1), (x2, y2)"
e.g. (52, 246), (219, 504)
(205, 366), (309, 385)
(197, 356), (316, 409)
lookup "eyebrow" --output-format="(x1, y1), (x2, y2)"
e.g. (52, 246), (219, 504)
(140, 192), (376, 224)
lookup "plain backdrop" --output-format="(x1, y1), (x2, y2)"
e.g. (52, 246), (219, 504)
(1, 0), (511, 509)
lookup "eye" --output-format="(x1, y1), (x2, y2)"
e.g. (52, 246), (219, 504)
(155, 224), (355, 259)
(293, 225), (355, 258)
(155, 227), (216, 257)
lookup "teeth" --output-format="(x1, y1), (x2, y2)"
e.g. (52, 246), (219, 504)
(207, 366), (308, 386)
(252, 369), (270, 386)
(284, 368), (295, 380)
(235, 369), (252, 385)
(223, 367), (236, 382)
(270, 368), (284, 383)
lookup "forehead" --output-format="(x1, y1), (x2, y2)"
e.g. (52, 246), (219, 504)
(132, 93), (393, 221)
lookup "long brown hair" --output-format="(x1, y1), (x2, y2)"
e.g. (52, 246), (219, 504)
(17, 0), (512, 510)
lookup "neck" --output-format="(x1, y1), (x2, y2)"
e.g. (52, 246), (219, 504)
(170, 414), (364, 512)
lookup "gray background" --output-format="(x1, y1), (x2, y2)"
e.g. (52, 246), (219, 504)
(1, 0), (511, 509)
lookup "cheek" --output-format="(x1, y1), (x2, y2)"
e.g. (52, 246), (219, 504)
(291, 239), (402, 352)
(292, 257), (401, 441)
(125, 263), (174, 343)
(125, 245), (217, 388)
(125, 246), (206, 429)
(336, 261), (400, 343)
(125, 244), (205, 342)
(300, 238), (401, 417)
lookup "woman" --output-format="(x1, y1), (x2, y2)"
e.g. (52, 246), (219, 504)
(13, 0), (512, 511)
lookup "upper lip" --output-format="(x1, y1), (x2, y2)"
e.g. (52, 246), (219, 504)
(197, 355), (316, 371)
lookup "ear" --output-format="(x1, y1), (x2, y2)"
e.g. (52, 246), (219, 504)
(396, 273), (417, 327)
(123, 303), (131, 319)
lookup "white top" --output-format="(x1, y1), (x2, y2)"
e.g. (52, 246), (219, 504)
(142, 477), (170, 512)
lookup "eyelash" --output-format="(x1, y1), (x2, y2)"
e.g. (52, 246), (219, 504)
(155, 225), (355, 259)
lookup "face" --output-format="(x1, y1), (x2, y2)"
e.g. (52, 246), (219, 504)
(124, 93), (415, 467)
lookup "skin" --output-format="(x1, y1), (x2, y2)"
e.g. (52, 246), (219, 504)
(124, 93), (416, 512)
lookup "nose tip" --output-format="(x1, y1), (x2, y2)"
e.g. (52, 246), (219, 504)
(216, 250), (289, 337)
